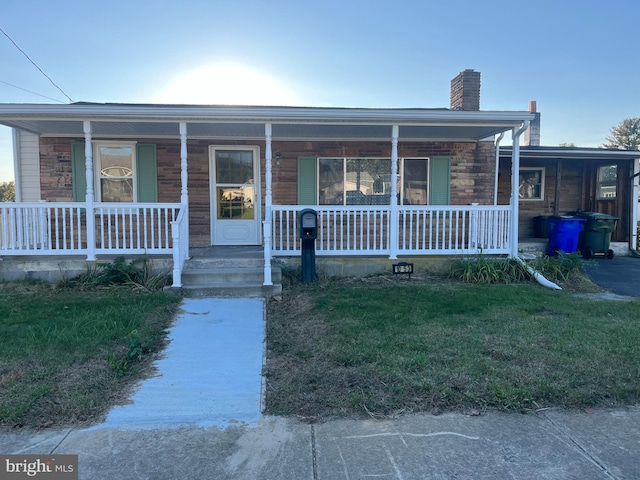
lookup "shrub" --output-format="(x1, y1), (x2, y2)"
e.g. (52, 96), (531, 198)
(59, 256), (172, 291)
(449, 255), (529, 284)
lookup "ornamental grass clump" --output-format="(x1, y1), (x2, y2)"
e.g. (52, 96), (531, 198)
(449, 255), (529, 284)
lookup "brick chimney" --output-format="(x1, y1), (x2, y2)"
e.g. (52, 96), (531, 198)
(450, 69), (481, 111)
(524, 100), (541, 146)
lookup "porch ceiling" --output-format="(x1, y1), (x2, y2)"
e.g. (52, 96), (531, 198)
(0, 103), (534, 142)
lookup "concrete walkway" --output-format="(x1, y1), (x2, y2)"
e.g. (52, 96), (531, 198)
(99, 297), (266, 430)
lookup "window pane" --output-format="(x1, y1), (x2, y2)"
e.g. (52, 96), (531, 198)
(597, 165), (617, 199)
(518, 170), (543, 200)
(346, 158), (391, 205)
(99, 146), (133, 177)
(319, 158), (344, 205)
(99, 145), (134, 202)
(101, 179), (133, 202)
(217, 187), (255, 219)
(402, 159), (428, 205)
(216, 151), (254, 184)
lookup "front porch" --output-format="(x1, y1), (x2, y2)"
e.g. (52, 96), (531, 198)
(1, 202), (515, 285)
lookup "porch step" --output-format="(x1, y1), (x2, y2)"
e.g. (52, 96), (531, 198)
(177, 250), (282, 298)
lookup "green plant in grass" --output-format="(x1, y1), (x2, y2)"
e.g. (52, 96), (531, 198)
(449, 252), (586, 285)
(449, 255), (529, 284)
(529, 252), (585, 282)
(59, 256), (172, 291)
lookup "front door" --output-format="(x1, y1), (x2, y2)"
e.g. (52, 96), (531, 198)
(210, 146), (261, 245)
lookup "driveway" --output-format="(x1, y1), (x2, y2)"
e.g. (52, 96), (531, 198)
(583, 255), (640, 298)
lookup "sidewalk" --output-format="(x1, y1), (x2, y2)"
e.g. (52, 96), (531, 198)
(3, 408), (640, 479)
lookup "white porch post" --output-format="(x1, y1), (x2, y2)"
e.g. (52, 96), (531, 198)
(263, 123), (273, 286)
(83, 121), (96, 261)
(389, 125), (399, 259)
(510, 121), (529, 258)
(179, 122), (189, 205)
(632, 158), (639, 251)
(179, 122), (189, 257)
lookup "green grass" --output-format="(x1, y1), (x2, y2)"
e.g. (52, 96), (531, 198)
(0, 281), (181, 428)
(265, 278), (640, 419)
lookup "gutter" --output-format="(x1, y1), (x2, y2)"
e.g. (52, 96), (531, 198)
(515, 256), (562, 290)
(0, 103), (536, 125)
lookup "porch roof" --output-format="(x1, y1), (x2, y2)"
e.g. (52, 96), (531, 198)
(0, 103), (533, 142)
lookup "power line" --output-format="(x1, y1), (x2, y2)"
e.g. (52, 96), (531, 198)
(0, 79), (66, 103)
(0, 26), (74, 103)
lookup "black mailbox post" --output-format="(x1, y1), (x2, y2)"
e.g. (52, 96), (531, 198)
(299, 209), (317, 283)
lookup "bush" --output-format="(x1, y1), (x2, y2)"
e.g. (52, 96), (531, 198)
(59, 256), (172, 291)
(449, 252), (585, 284)
(449, 255), (529, 284)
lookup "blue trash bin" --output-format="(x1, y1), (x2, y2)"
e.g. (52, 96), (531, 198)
(546, 216), (585, 256)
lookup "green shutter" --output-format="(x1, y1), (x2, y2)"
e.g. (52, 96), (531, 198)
(429, 156), (451, 205)
(297, 156), (317, 205)
(136, 144), (158, 202)
(71, 142), (87, 201)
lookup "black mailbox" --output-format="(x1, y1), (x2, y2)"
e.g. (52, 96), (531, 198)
(298, 208), (317, 283)
(299, 208), (318, 240)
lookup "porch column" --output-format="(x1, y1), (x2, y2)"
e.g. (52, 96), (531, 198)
(179, 122), (189, 258)
(83, 121), (96, 261)
(510, 121), (529, 258)
(632, 158), (639, 251)
(389, 125), (399, 259)
(179, 123), (188, 205)
(263, 123), (273, 286)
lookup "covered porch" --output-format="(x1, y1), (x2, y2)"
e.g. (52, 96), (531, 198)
(0, 104), (534, 287)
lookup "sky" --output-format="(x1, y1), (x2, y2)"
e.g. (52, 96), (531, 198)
(1, 0), (639, 183)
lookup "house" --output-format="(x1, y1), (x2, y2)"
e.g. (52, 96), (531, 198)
(0, 70), (637, 290)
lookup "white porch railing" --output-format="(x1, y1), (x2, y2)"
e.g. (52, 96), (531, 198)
(0, 202), (187, 286)
(271, 205), (511, 256)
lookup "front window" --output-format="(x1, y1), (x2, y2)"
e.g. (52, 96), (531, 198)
(518, 167), (544, 201)
(97, 144), (135, 202)
(318, 157), (429, 205)
(597, 164), (617, 199)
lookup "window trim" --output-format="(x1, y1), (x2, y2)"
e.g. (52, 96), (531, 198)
(316, 156), (431, 206)
(94, 141), (138, 202)
(518, 167), (545, 202)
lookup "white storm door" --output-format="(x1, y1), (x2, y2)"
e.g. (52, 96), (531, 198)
(210, 146), (261, 245)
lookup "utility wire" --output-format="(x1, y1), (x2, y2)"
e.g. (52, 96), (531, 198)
(0, 26), (74, 103)
(0, 79), (66, 103)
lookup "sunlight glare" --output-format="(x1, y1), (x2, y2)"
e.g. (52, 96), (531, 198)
(155, 63), (300, 106)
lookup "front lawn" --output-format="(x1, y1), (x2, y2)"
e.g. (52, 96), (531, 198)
(265, 277), (640, 420)
(0, 282), (181, 428)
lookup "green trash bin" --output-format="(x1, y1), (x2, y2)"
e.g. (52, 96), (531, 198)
(575, 212), (619, 259)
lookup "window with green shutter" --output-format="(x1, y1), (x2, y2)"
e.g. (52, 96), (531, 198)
(71, 142), (158, 202)
(300, 156), (452, 206)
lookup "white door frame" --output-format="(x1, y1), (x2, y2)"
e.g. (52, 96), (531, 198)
(209, 145), (262, 245)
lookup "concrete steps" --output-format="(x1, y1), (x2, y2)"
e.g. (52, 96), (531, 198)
(177, 249), (282, 298)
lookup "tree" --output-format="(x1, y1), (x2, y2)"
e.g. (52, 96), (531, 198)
(0, 181), (15, 202)
(558, 142), (576, 147)
(603, 118), (640, 150)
